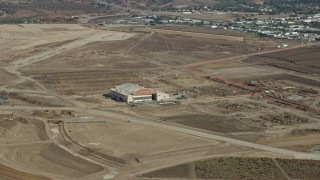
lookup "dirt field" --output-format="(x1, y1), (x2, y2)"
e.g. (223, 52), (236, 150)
(163, 114), (261, 133)
(22, 30), (260, 69)
(0, 114), (48, 143)
(0, 23), (320, 179)
(15, 26), (269, 99)
(30, 70), (148, 96)
(244, 45), (320, 75)
(0, 142), (105, 179)
(0, 111), (109, 180)
(65, 116), (214, 158)
(132, 96), (314, 136)
(0, 163), (52, 180)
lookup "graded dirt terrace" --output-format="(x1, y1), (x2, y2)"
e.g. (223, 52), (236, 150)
(0, 163), (52, 180)
(0, 24), (320, 180)
(0, 111), (109, 180)
(22, 30), (260, 69)
(0, 142), (105, 179)
(244, 45), (320, 75)
(64, 115), (223, 168)
(0, 114), (48, 143)
(16, 27), (268, 99)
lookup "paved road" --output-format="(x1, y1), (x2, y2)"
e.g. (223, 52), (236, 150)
(2, 105), (320, 160)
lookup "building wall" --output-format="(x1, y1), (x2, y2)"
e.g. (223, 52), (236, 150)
(127, 95), (133, 103)
(109, 88), (169, 103)
(109, 90), (129, 102)
(132, 95), (152, 102)
(156, 91), (170, 101)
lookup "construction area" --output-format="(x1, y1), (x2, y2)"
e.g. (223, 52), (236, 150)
(108, 83), (169, 103)
(0, 24), (319, 180)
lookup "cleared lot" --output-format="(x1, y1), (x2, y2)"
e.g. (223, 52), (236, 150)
(0, 24), (319, 179)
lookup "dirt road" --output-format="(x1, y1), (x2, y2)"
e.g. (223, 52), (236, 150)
(2, 105), (320, 161)
(11, 30), (134, 68)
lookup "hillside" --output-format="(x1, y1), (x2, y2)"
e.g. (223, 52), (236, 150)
(106, 0), (271, 10)
(110, 0), (221, 9)
(0, 0), (271, 22)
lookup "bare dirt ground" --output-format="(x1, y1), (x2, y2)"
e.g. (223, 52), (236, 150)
(0, 163), (52, 180)
(65, 117), (214, 158)
(0, 24), (319, 179)
(244, 45), (320, 75)
(0, 142), (105, 179)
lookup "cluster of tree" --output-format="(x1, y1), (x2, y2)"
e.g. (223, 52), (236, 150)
(0, 19), (24, 24)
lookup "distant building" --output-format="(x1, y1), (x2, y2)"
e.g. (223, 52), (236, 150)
(278, 44), (288, 48)
(203, 21), (211, 25)
(109, 83), (169, 103)
(0, 98), (6, 105)
(192, 19), (202, 24)
(182, 12), (192, 15)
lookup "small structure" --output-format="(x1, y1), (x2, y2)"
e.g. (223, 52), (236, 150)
(108, 83), (169, 103)
(277, 44), (288, 48)
(0, 98), (6, 105)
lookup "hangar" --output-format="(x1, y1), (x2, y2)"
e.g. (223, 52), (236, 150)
(109, 83), (169, 103)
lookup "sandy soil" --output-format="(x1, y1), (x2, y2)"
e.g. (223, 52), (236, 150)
(0, 24), (133, 65)
(65, 117), (215, 158)
(0, 115), (48, 144)
(0, 142), (105, 179)
(0, 163), (52, 180)
(0, 23), (319, 180)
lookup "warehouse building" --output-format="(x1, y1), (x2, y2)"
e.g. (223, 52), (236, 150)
(109, 83), (169, 103)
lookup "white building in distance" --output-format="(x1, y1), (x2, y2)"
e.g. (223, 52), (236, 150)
(109, 83), (169, 103)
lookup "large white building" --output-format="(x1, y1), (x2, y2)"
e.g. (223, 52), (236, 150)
(109, 83), (169, 103)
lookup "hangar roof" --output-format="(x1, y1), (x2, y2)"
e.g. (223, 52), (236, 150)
(114, 83), (144, 95)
